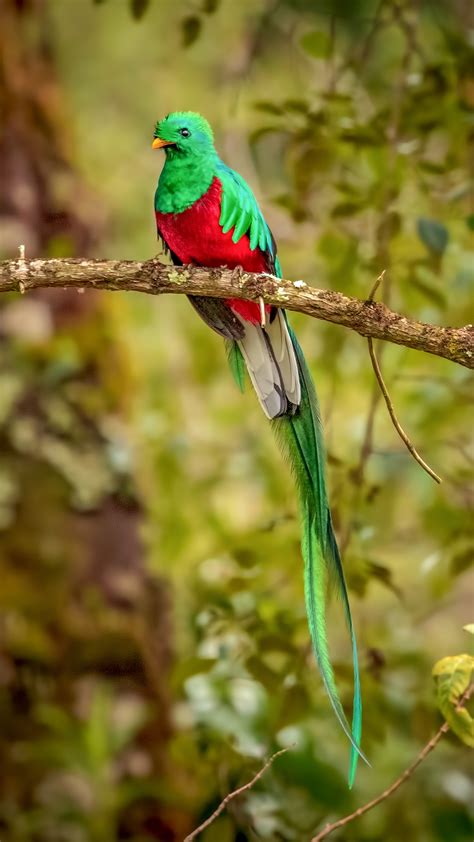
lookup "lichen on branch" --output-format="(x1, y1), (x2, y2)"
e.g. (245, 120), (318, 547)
(0, 256), (472, 369)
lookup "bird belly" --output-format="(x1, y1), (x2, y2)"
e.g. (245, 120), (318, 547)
(155, 178), (270, 324)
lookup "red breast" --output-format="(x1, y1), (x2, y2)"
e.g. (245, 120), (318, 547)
(156, 177), (272, 324)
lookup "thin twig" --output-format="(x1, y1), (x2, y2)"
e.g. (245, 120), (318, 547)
(327, 0), (388, 91)
(367, 338), (442, 483)
(366, 270), (441, 484)
(340, 270), (387, 552)
(391, 0), (425, 62)
(367, 269), (386, 303)
(183, 747), (290, 841)
(311, 684), (473, 841)
(345, 2), (416, 514)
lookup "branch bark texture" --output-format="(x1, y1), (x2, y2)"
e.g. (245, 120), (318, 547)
(1, 257), (473, 369)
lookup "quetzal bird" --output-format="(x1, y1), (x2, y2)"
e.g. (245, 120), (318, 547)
(152, 111), (365, 785)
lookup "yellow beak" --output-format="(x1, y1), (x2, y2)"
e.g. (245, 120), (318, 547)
(152, 137), (174, 149)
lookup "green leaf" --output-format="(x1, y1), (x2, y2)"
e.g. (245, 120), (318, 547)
(331, 201), (363, 218)
(300, 30), (331, 59)
(282, 98), (308, 113)
(417, 217), (449, 254)
(463, 624), (474, 635)
(181, 15), (201, 46)
(202, 0), (219, 12)
(254, 101), (284, 115)
(451, 547), (474, 576)
(339, 126), (381, 146)
(418, 160), (448, 174)
(130, 0), (149, 18)
(466, 214), (474, 232)
(432, 653), (474, 747)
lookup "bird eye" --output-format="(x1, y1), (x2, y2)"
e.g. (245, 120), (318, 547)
(179, 128), (191, 138)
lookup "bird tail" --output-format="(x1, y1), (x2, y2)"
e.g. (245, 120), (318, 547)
(227, 319), (365, 785)
(231, 310), (301, 420)
(273, 325), (365, 786)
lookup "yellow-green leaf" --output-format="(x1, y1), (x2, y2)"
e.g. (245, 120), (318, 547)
(300, 31), (331, 59)
(181, 15), (201, 46)
(432, 653), (474, 747)
(130, 0), (149, 18)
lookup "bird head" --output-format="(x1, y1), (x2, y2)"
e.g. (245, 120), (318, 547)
(152, 112), (215, 158)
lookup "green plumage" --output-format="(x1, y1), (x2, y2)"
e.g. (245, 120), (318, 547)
(275, 325), (364, 787)
(218, 163), (275, 253)
(226, 341), (246, 392)
(153, 112), (365, 785)
(227, 280), (364, 787)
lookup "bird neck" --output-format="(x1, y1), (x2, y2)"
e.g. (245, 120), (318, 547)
(155, 151), (218, 214)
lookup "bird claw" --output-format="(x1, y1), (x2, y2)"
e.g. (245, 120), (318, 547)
(259, 296), (266, 329)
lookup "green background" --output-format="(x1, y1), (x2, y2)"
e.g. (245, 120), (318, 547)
(0, 1), (472, 840)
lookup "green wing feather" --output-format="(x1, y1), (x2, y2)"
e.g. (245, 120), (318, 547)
(217, 162), (275, 260)
(216, 157), (364, 784)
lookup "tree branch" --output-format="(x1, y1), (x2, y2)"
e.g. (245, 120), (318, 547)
(365, 270), (442, 484)
(182, 683), (473, 841)
(1, 257), (472, 369)
(311, 683), (473, 842)
(183, 747), (291, 841)
(367, 337), (442, 483)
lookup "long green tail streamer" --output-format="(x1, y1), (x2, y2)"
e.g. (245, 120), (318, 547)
(275, 326), (365, 786)
(227, 326), (366, 785)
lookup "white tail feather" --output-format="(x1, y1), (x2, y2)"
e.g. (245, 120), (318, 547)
(236, 311), (301, 419)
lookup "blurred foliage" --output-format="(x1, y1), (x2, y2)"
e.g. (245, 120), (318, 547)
(432, 651), (474, 747)
(1, 0), (473, 840)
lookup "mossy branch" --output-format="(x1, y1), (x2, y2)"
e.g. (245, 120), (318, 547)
(1, 256), (472, 369)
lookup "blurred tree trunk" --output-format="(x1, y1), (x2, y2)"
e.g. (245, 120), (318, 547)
(0, 2), (178, 839)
